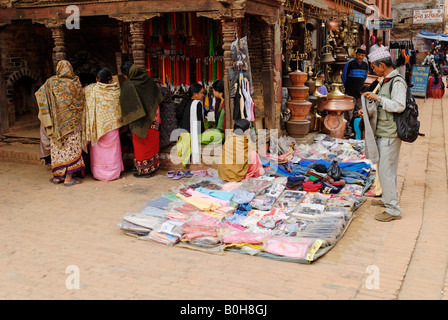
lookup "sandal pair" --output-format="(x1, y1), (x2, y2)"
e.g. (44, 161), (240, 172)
(167, 170), (193, 180)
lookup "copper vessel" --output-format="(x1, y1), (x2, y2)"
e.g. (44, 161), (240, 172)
(288, 70), (308, 86)
(288, 85), (309, 101)
(286, 119), (310, 138)
(318, 95), (354, 112)
(286, 100), (313, 121)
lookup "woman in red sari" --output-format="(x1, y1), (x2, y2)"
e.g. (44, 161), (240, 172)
(427, 73), (445, 99)
(119, 62), (163, 178)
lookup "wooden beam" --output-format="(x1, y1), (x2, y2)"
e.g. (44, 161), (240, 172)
(0, 0), (225, 21)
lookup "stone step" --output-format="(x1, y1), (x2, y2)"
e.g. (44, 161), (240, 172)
(0, 141), (42, 165)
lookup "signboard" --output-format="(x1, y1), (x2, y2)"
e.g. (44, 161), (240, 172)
(410, 65), (430, 97)
(352, 10), (365, 25)
(413, 8), (444, 24)
(412, 37), (431, 52)
(367, 19), (394, 30)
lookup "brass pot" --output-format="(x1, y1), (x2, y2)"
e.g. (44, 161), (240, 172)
(288, 70), (308, 86)
(286, 100), (313, 121)
(288, 85), (309, 101)
(327, 83), (345, 99)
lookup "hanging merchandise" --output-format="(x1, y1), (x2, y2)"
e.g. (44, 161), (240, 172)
(143, 14), (223, 94)
(229, 36), (254, 98)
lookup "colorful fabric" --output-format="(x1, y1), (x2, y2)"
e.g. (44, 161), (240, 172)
(218, 131), (257, 182)
(119, 64), (163, 139)
(90, 129), (124, 181)
(82, 81), (122, 151)
(133, 126), (160, 175)
(36, 60), (85, 148)
(51, 127), (85, 179)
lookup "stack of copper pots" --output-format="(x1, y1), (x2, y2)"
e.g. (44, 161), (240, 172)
(285, 70), (312, 141)
(318, 83), (354, 138)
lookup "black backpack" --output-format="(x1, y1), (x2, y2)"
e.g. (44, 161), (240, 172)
(389, 76), (424, 143)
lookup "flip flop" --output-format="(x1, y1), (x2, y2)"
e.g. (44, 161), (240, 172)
(173, 171), (184, 180)
(183, 171), (193, 178)
(64, 178), (83, 187)
(133, 172), (156, 178)
(166, 170), (175, 178)
(49, 177), (63, 185)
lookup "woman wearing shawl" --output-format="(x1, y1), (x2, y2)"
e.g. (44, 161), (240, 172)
(35, 60), (86, 187)
(119, 62), (163, 178)
(177, 83), (206, 167)
(218, 119), (264, 182)
(82, 67), (124, 181)
(427, 73), (445, 99)
(176, 83), (224, 167)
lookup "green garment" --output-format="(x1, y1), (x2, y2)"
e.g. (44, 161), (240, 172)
(119, 64), (163, 139)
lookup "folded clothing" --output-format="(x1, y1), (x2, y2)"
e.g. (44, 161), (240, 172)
(302, 180), (322, 192)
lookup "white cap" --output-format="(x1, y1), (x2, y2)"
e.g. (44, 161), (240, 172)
(368, 47), (391, 62)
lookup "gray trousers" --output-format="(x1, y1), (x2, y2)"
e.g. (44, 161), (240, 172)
(377, 136), (402, 216)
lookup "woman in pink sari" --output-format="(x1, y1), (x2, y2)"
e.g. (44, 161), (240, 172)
(82, 67), (124, 181)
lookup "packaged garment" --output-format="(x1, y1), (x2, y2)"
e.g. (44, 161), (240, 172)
(223, 231), (271, 244)
(240, 177), (274, 194)
(292, 203), (325, 219)
(118, 219), (151, 235)
(264, 236), (315, 259)
(189, 236), (221, 248)
(301, 192), (331, 205)
(122, 212), (167, 230)
(338, 184), (364, 197)
(275, 217), (311, 235)
(146, 196), (174, 210)
(182, 212), (221, 240)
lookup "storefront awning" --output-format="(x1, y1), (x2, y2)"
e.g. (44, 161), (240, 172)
(416, 30), (448, 42)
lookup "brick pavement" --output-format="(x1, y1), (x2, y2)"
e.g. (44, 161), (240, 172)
(0, 94), (447, 300)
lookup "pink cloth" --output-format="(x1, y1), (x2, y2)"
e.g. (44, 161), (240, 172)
(265, 237), (314, 259)
(245, 151), (264, 179)
(89, 129), (124, 181)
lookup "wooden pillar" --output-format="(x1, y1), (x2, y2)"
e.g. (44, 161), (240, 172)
(0, 49), (8, 134)
(262, 23), (275, 130)
(33, 19), (67, 70)
(222, 19), (236, 134)
(130, 21), (146, 70)
(50, 26), (66, 66)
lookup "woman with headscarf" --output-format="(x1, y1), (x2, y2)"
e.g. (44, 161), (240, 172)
(427, 72), (445, 99)
(218, 119), (264, 182)
(82, 67), (124, 181)
(35, 60), (86, 187)
(119, 62), (163, 178)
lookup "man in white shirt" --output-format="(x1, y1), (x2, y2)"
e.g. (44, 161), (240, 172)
(369, 36), (384, 54)
(361, 48), (407, 222)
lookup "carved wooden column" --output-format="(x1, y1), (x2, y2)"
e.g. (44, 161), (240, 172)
(222, 19), (237, 134)
(261, 22), (275, 130)
(51, 27), (67, 65)
(0, 46), (8, 134)
(110, 14), (160, 71)
(34, 18), (67, 70)
(130, 21), (146, 70)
